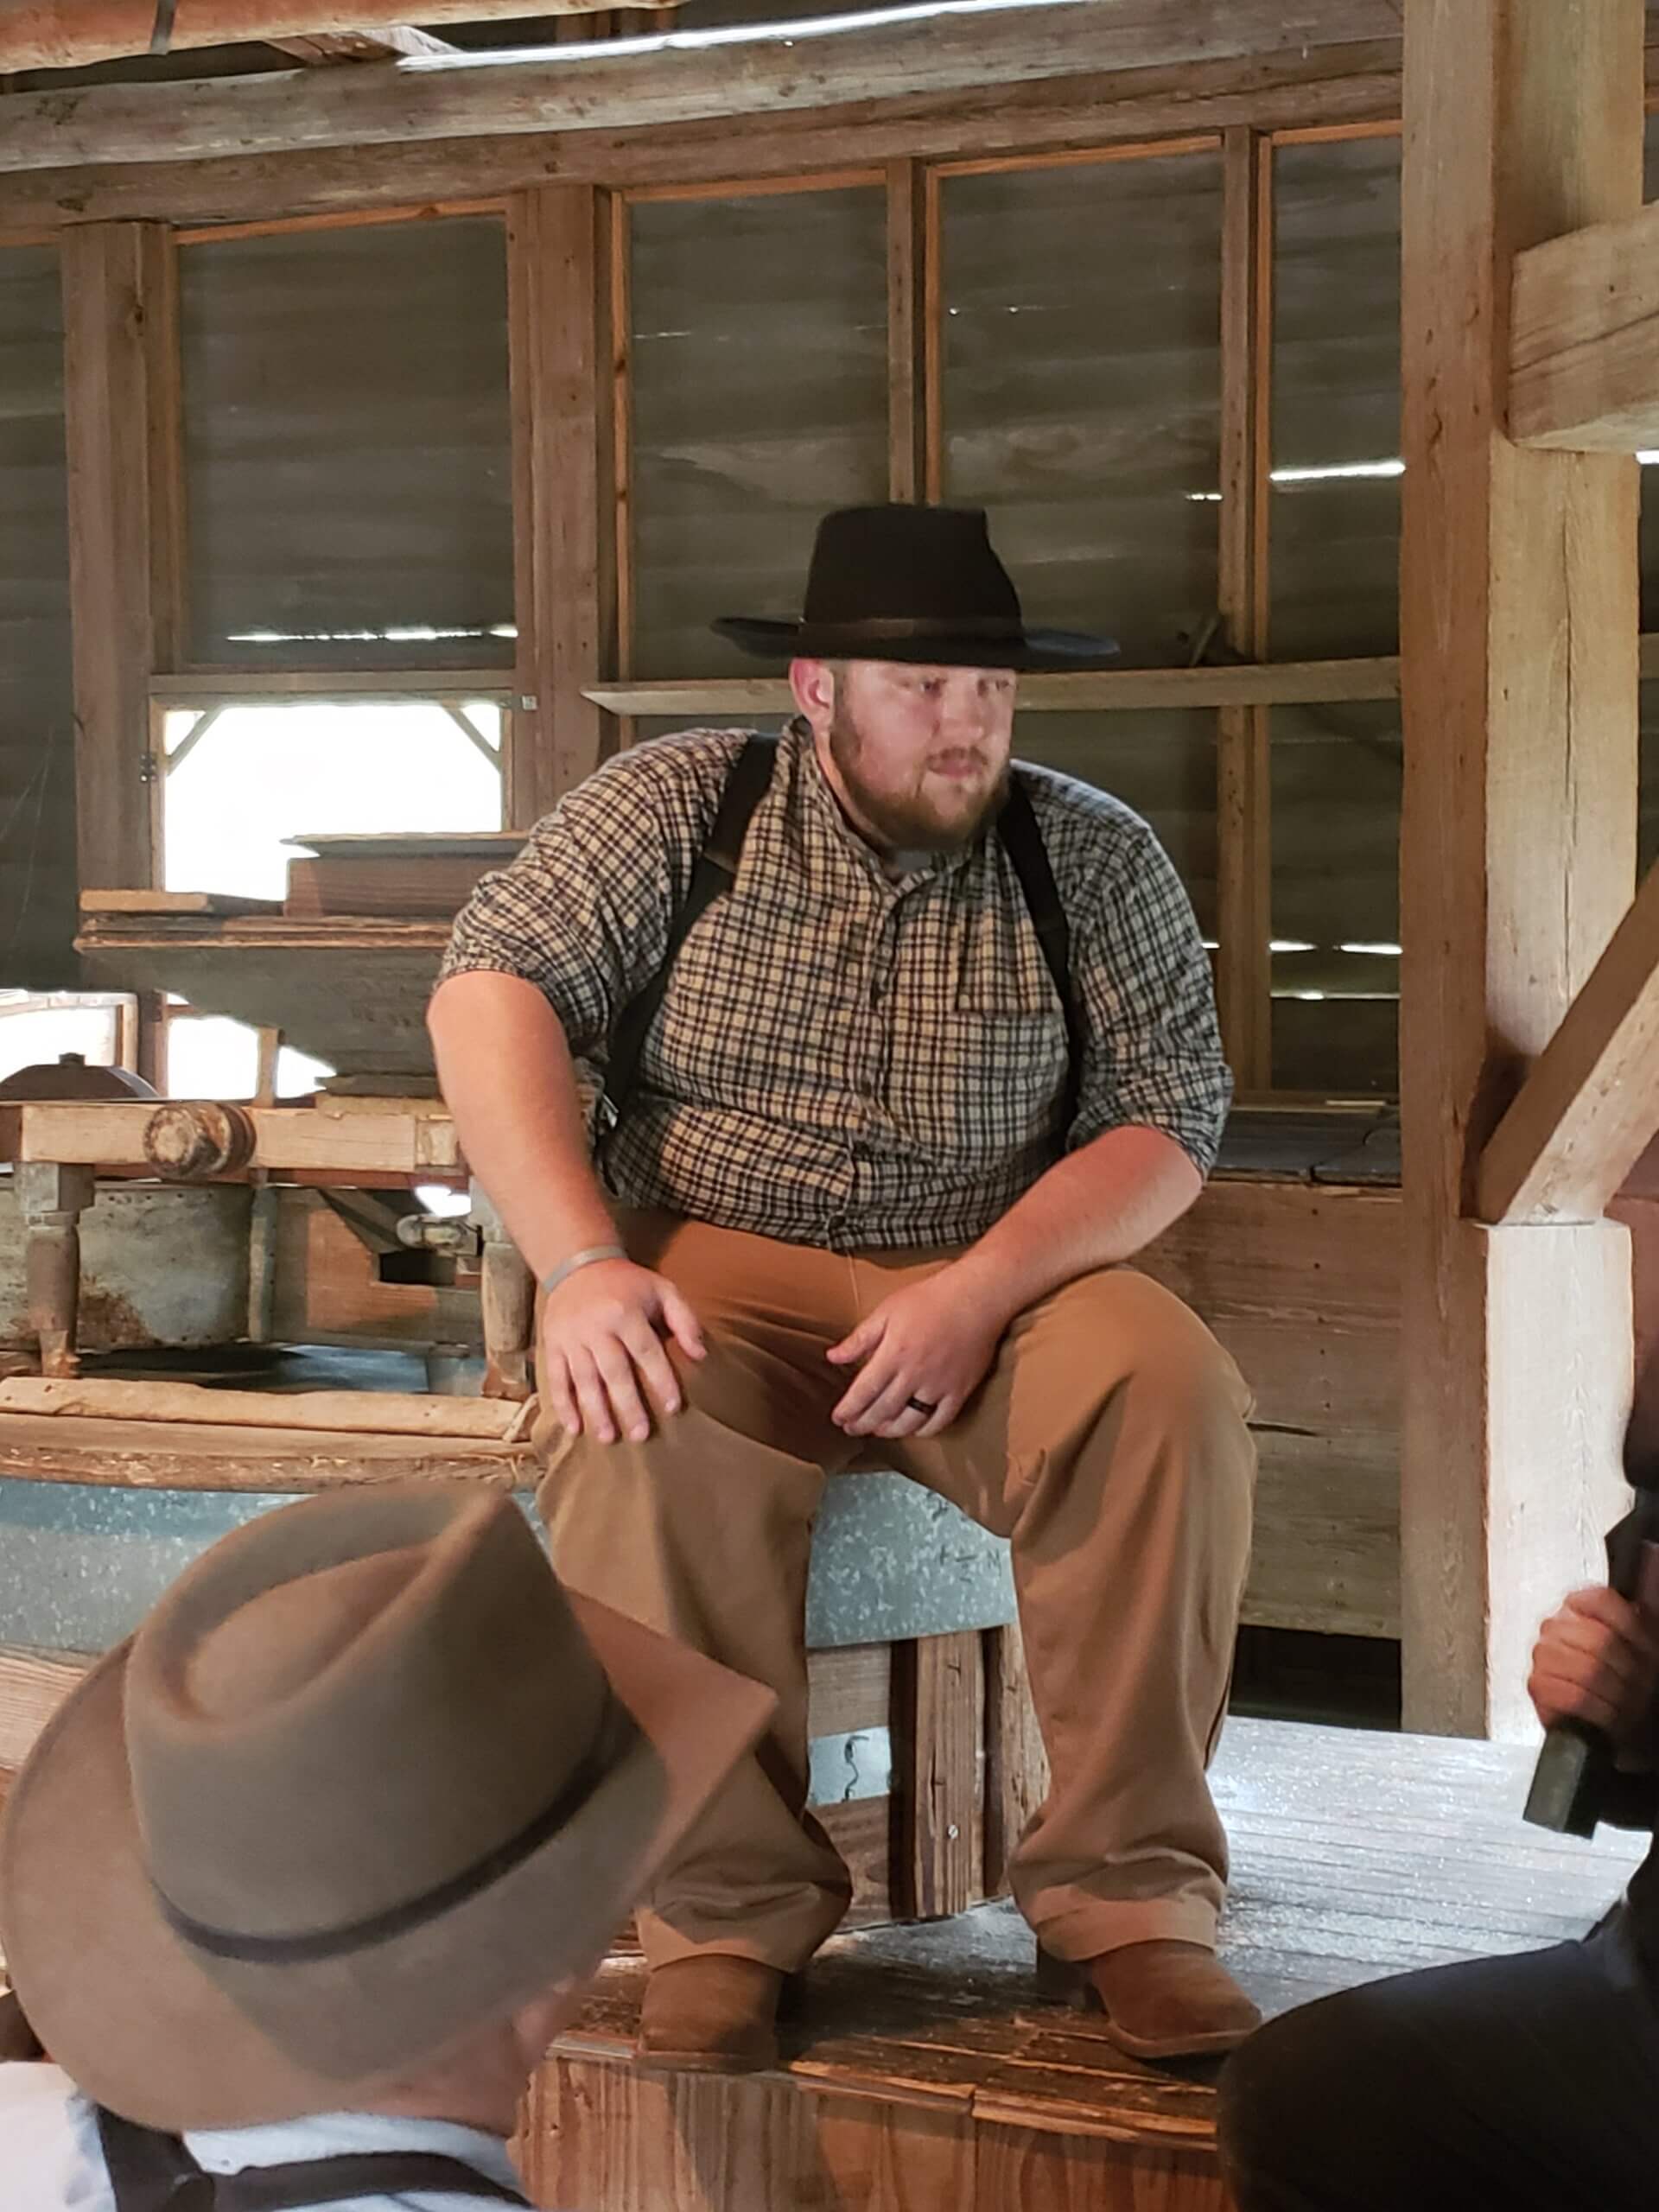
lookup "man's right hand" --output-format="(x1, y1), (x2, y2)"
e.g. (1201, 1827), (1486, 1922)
(1529, 1585), (1659, 1751)
(537, 1258), (705, 1445)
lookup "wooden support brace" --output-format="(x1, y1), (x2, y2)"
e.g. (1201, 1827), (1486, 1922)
(1510, 197), (1659, 451)
(1478, 857), (1659, 1225)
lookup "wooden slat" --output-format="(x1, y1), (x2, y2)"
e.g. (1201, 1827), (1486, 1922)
(0, 3), (1407, 175)
(585, 656), (1402, 719)
(0, 1375), (533, 1440)
(506, 185), (616, 827)
(893, 1630), (984, 1920)
(0, 3), (667, 70)
(1216, 125), (1274, 1091)
(0, 56), (1408, 232)
(981, 1624), (1047, 1897)
(886, 159), (929, 505)
(267, 28), (458, 62)
(150, 668), (514, 700)
(0, 1410), (529, 1493)
(60, 222), (181, 895)
(1478, 856), (1659, 1224)
(1398, 0), (1644, 1736)
(808, 1643), (893, 1741)
(79, 888), (282, 917)
(1510, 194), (1659, 450)
(0, 1645), (90, 1773)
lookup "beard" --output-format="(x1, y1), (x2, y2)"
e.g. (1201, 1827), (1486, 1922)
(827, 696), (1010, 853)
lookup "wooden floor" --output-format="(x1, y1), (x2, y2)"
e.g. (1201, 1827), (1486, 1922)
(523, 1716), (1648, 2211)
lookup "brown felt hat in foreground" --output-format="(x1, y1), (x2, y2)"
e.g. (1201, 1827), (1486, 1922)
(0, 1484), (773, 2131)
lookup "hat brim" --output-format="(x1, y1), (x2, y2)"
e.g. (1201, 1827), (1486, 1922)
(712, 616), (1118, 671)
(0, 1596), (772, 2131)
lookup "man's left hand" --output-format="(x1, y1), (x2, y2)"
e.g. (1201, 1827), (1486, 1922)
(826, 1262), (1009, 1440)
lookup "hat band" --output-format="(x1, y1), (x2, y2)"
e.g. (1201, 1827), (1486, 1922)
(151, 1700), (627, 1967)
(796, 614), (1026, 641)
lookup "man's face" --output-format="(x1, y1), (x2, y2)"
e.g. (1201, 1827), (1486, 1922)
(792, 658), (1017, 853)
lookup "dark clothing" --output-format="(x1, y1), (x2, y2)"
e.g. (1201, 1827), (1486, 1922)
(1217, 1885), (1659, 2212)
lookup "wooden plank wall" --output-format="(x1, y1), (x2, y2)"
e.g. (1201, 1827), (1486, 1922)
(177, 213), (513, 671)
(626, 181), (890, 682)
(0, 246), (74, 989)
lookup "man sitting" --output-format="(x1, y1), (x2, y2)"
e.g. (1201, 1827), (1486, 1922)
(0, 1483), (771, 2211)
(1217, 1576), (1659, 2209)
(430, 502), (1259, 2072)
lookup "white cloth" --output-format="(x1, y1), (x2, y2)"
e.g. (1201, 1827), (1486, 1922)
(0, 2063), (534, 2212)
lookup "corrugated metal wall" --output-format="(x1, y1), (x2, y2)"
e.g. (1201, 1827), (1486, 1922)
(0, 246), (75, 991)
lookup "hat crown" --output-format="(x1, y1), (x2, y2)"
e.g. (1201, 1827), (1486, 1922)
(125, 1491), (607, 1946)
(799, 504), (1023, 630)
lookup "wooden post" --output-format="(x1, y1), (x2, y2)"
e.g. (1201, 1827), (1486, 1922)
(1216, 128), (1273, 1091)
(505, 184), (618, 827)
(60, 222), (183, 894)
(893, 1630), (985, 1917)
(1399, 0), (1643, 1736)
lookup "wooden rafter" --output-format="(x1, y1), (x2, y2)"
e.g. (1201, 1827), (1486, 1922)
(0, 3), (650, 71)
(266, 29), (459, 63)
(0, 0), (1407, 174)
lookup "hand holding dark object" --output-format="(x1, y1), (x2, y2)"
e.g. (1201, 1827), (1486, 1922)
(0, 1986), (45, 2060)
(1529, 1583), (1659, 1745)
(1526, 1346), (1659, 1835)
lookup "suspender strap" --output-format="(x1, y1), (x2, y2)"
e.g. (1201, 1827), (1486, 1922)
(599, 737), (1084, 1142)
(97, 2108), (531, 2212)
(998, 773), (1085, 1135)
(598, 732), (778, 1136)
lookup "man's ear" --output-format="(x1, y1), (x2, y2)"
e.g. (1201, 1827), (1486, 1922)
(789, 658), (836, 728)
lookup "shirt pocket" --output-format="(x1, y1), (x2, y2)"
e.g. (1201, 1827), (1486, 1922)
(919, 957), (1070, 1156)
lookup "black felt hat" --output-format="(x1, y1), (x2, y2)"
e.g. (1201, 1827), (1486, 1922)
(713, 504), (1118, 671)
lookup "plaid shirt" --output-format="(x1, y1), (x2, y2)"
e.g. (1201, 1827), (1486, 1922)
(440, 724), (1230, 1251)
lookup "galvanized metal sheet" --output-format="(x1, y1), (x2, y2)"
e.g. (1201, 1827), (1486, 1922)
(0, 1465), (1017, 1657)
(0, 1179), (251, 1350)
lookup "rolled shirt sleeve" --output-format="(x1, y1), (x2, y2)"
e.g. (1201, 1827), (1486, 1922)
(436, 734), (740, 1054)
(1067, 823), (1232, 1176)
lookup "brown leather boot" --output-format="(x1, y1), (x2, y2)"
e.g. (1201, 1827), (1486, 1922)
(1037, 1939), (1262, 2061)
(636, 1956), (785, 2074)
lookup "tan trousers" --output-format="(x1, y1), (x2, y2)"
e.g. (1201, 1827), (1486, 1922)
(536, 1212), (1255, 1974)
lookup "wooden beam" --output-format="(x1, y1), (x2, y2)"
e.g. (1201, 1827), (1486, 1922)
(0, 57), (1408, 231)
(506, 185), (617, 827)
(1215, 127), (1274, 1091)
(1399, 0), (1643, 1738)
(584, 657), (1402, 720)
(266, 29), (459, 63)
(1478, 858), (1659, 1226)
(893, 1630), (985, 1920)
(60, 223), (183, 898)
(1510, 196), (1659, 450)
(885, 158), (930, 505)
(0, 1098), (461, 1174)
(0, 2), (1414, 174)
(0, 2), (659, 70)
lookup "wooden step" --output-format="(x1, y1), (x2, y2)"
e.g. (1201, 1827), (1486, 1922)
(524, 1717), (1647, 2212)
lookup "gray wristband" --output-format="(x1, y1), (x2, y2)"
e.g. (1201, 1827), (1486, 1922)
(539, 1243), (626, 1298)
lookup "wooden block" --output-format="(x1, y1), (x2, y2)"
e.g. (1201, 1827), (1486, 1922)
(893, 1630), (985, 1919)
